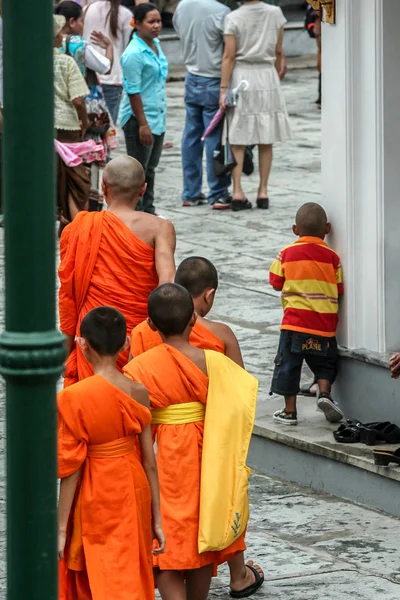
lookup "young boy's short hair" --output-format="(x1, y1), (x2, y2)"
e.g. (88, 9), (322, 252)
(80, 307), (126, 356)
(175, 257), (218, 297)
(295, 202), (328, 237)
(148, 283), (194, 337)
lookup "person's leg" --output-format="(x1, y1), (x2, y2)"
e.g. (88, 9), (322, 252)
(231, 145), (246, 199)
(257, 144), (273, 199)
(181, 75), (205, 204)
(228, 555), (264, 593)
(156, 569), (186, 600)
(102, 84), (122, 125)
(122, 117), (152, 212)
(142, 132), (165, 214)
(307, 338), (343, 422)
(271, 331), (302, 425)
(201, 77), (231, 206)
(186, 564), (213, 600)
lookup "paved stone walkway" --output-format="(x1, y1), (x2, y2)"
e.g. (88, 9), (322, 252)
(1, 68), (400, 599)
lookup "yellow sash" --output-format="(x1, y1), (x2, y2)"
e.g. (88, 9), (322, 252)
(151, 402), (205, 425)
(198, 350), (258, 553)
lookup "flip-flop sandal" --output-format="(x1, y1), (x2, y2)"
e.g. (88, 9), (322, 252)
(374, 447), (400, 466)
(299, 381), (317, 397)
(230, 564), (265, 598)
(163, 141), (173, 149)
(231, 199), (252, 212)
(333, 426), (360, 443)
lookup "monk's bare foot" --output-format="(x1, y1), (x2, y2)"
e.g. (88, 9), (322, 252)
(229, 560), (264, 593)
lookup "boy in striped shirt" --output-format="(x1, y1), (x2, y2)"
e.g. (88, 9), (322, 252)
(269, 202), (344, 425)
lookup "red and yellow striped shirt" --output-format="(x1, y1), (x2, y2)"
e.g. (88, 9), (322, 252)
(269, 236), (343, 337)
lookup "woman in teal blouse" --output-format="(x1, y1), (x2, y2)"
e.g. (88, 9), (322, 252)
(120, 3), (168, 215)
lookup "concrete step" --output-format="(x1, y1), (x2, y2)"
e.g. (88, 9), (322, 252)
(161, 21), (317, 67)
(249, 395), (400, 518)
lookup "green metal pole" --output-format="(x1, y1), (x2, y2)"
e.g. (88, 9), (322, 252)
(0, 1), (65, 599)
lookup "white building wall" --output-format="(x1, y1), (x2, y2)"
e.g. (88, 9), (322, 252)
(321, 0), (400, 353)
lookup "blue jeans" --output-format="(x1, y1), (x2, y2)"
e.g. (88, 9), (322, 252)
(102, 84), (123, 125)
(181, 73), (231, 203)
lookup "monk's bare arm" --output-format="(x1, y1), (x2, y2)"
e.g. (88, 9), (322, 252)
(219, 324), (245, 368)
(58, 468), (81, 558)
(135, 386), (166, 554)
(154, 220), (176, 285)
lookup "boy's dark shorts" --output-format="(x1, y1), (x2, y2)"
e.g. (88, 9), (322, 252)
(270, 330), (338, 397)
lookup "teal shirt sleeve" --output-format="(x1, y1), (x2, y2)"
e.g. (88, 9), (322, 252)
(122, 51), (143, 95)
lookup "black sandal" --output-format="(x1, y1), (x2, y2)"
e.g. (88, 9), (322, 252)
(374, 447), (400, 466)
(333, 425), (360, 444)
(299, 381), (317, 397)
(256, 197), (269, 209)
(358, 422), (392, 446)
(232, 199), (252, 212)
(230, 564), (265, 598)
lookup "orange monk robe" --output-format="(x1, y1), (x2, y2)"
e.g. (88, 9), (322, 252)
(58, 211), (158, 386)
(58, 375), (154, 600)
(130, 319), (225, 357)
(123, 345), (246, 572)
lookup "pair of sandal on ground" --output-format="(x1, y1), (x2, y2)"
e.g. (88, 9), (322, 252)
(230, 197), (270, 212)
(334, 419), (400, 446)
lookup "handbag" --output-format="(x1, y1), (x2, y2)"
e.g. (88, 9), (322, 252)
(213, 117), (237, 177)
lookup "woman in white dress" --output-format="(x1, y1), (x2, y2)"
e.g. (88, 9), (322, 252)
(220, 0), (291, 212)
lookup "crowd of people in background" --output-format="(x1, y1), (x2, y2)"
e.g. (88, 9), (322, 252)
(52, 0), (293, 223)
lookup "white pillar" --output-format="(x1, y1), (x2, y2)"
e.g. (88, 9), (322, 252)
(321, 0), (400, 353)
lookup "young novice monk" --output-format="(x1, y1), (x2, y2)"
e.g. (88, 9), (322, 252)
(57, 306), (165, 600)
(269, 202), (344, 425)
(124, 284), (258, 600)
(130, 257), (264, 598)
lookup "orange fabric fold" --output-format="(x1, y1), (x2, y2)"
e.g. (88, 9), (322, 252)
(124, 345), (245, 572)
(58, 375), (154, 600)
(58, 211), (158, 386)
(130, 319), (225, 357)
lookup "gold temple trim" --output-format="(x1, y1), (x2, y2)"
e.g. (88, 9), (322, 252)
(309, 0), (336, 25)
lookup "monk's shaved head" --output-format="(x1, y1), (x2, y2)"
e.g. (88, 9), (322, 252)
(295, 202), (328, 237)
(80, 306), (126, 356)
(148, 284), (194, 337)
(103, 155), (146, 197)
(175, 257), (218, 297)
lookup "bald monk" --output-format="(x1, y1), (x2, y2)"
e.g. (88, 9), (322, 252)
(124, 284), (259, 600)
(58, 155), (176, 386)
(57, 306), (165, 600)
(130, 257), (264, 598)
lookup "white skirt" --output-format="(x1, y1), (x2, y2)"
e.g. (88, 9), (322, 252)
(226, 62), (292, 145)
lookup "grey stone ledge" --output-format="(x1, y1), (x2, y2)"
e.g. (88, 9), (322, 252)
(339, 345), (391, 369)
(252, 423), (400, 484)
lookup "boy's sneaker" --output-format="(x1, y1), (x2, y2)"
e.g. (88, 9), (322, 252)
(317, 392), (343, 423)
(273, 409), (298, 426)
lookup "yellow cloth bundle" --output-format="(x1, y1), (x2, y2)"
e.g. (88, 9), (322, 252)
(198, 350), (258, 553)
